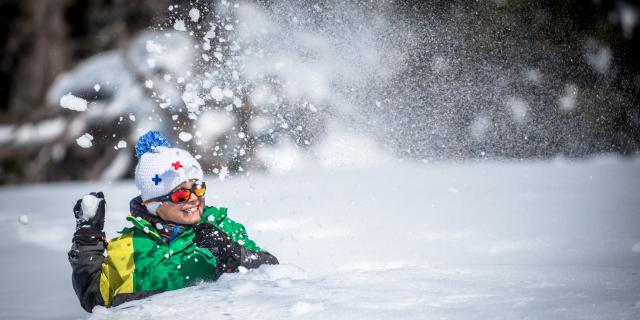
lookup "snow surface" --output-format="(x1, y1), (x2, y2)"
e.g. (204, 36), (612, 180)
(1, 157), (639, 319)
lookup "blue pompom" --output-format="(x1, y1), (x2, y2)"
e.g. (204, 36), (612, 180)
(135, 131), (171, 159)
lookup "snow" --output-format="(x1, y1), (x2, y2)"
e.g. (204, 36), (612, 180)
(1, 156), (639, 319)
(173, 19), (187, 32)
(558, 84), (578, 112)
(81, 194), (101, 220)
(145, 40), (164, 54)
(255, 139), (304, 173)
(18, 215), (29, 225)
(289, 301), (324, 315)
(236, 2), (408, 111)
(46, 44), (170, 133)
(506, 97), (528, 123)
(312, 126), (392, 169)
(470, 116), (491, 141)
(196, 110), (234, 139)
(210, 87), (224, 101)
(59, 93), (88, 111)
(178, 132), (193, 142)
(273, 266), (635, 319)
(524, 69), (542, 83)
(10, 117), (66, 147)
(189, 8), (200, 22)
(618, 3), (638, 39)
(76, 133), (94, 148)
(584, 42), (612, 75)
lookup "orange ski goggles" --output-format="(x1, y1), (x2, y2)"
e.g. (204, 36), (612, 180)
(143, 181), (206, 204)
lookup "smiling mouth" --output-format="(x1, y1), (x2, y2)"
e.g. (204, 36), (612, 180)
(182, 206), (200, 215)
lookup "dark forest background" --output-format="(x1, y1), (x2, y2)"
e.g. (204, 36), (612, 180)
(0, 0), (638, 184)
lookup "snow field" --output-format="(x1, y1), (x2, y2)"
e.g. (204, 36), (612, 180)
(1, 157), (639, 319)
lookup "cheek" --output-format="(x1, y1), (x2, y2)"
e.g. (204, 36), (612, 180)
(156, 204), (167, 219)
(157, 203), (177, 220)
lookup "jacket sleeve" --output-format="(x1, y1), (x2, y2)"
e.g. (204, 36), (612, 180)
(239, 246), (279, 269)
(68, 228), (107, 312)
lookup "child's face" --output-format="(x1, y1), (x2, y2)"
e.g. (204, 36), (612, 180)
(156, 180), (204, 224)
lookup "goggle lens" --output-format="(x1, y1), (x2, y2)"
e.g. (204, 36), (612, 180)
(170, 189), (191, 203)
(194, 184), (206, 197)
(168, 182), (207, 203)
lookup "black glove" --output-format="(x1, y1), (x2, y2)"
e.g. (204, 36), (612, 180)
(193, 223), (242, 273)
(73, 192), (106, 231)
(72, 192), (106, 246)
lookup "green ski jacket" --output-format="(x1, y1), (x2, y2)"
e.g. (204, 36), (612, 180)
(69, 206), (278, 312)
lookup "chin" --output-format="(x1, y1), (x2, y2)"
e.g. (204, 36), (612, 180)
(181, 212), (202, 224)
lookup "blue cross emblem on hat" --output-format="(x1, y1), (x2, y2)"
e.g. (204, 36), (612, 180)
(152, 174), (162, 185)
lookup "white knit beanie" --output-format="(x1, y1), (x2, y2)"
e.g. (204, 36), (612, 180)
(134, 131), (204, 214)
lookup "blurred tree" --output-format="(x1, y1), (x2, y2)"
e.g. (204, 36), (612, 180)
(0, 0), (638, 184)
(0, 0), (173, 183)
(381, 0), (639, 160)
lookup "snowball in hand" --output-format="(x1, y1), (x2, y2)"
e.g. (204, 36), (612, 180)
(81, 194), (101, 219)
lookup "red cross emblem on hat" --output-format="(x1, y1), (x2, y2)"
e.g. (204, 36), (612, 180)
(171, 161), (183, 170)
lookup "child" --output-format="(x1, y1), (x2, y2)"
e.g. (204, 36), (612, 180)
(68, 131), (278, 312)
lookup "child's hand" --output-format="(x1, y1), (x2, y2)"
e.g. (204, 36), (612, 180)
(73, 192), (106, 231)
(193, 223), (241, 272)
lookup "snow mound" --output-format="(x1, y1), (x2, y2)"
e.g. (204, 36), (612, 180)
(90, 266), (640, 320)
